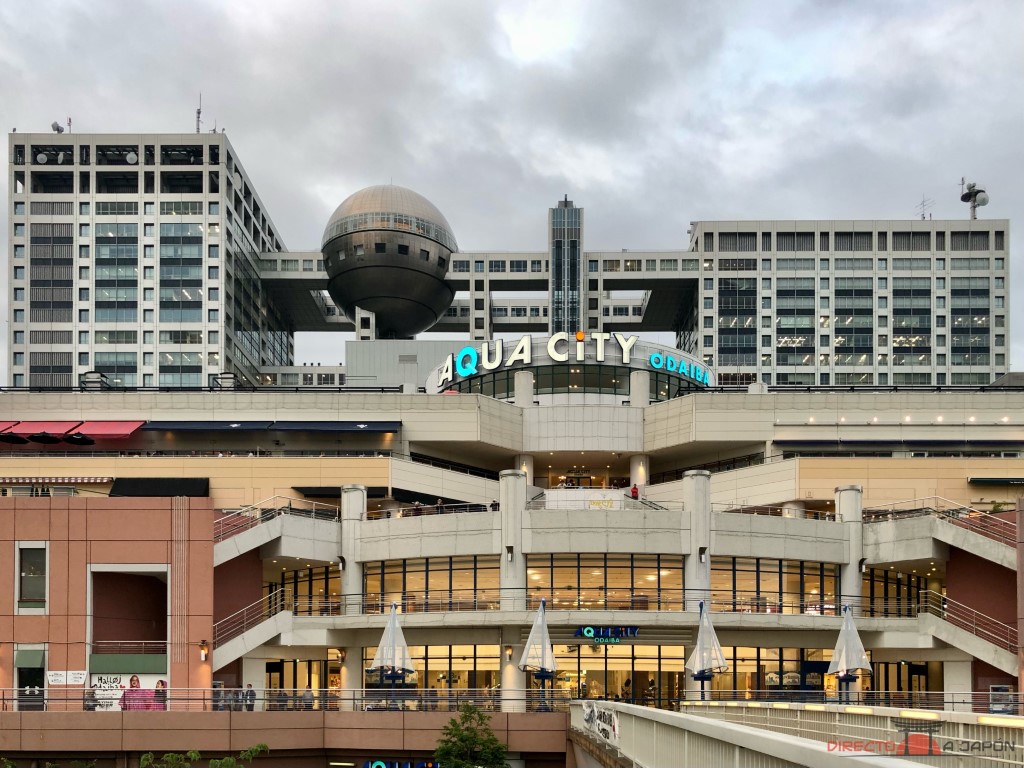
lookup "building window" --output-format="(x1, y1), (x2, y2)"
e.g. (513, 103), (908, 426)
(474, 260), (484, 273)
(18, 546), (46, 607)
(374, 242), (386, 253)
(531, 260), (543, 272)
(488, 261), (506, 273)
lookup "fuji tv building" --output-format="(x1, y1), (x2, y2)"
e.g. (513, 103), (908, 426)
(2, 131), (1023, 767)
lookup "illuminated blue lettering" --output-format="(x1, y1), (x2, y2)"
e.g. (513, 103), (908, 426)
(455, 346), (478, 377)
(679, 359), (689, 377)
(666, 356), (677, 372)
(649, 353), (664, 369)
(693, 365), (703, 382)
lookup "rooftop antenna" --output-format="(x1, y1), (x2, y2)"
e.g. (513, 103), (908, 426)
(915, 195), (934, 220)
(195, 93), (202, 134)
(66, 117), (72, 134)
(959, 177), (989, 220)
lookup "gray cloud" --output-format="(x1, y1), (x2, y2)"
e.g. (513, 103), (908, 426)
(1, 0), (1021, 367)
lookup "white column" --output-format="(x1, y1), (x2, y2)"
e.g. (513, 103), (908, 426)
(240, 657), (266, 711)
(499, 470), (528, 611)
(340, 484), (365, 616)
(338, 646), (364, 711)
(836, 485), (863, 607)
(501, 637), (527, 713)
(943, 660), (973, 712)
(514, 454), (534, 486)
(628, 369), (649, 407)
(683, 470), (711, 612)
(514, 370), (534, 408)
(629, 454), (650, 494)
(781, 501), (806, 519)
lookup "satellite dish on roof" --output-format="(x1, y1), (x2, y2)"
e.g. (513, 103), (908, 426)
(976, 191), (989, 207)
(126, 150), (138, 164)
(51, 121), (64, 134)
(57, 152), (65, 164)
(36, 153), (47, 163)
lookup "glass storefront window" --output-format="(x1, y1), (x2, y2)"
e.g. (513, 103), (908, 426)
(527, 554), (685, 611)
(363, 556), (501, 613)
(711, 557), (840, 616)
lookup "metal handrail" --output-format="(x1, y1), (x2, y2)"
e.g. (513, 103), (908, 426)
(91, 640), (168, 654)
(213, 496), (339, 541)
(864, 497), (1017, 547)
(0, 686), (570, 713)
(213, 589), (291, 647)
(712, 502), (836, 521)
(918, 590), (1017, 653)
(364, 501), (492, 520)
(281, 588), (928, 618)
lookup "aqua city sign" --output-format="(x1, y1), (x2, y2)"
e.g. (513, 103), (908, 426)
(575, 625), (641, 644)
(437, 332), (712, 387)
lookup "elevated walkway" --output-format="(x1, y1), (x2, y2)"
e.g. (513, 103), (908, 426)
(570, 701), (926, 768)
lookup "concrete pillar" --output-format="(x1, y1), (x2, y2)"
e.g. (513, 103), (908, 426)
(628, 369), (650, 407)
(683, 470), (711, 612)
(338, 646), (364, 711)
(501, 635), (527, 713)
(499, 470), (528, 611)
(836, 485), (864, 608)
(240, 657), (266, 711)
(781, 501), (806, 519)
(514, 370), (534, 408)
(514, 454), (534, 486)
(629, 454), (650, 495)
(944, 660), (973, 712)
(340, 485), (366, 616)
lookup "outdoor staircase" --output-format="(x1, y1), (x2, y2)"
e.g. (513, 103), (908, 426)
(212, 589), (293, 671)
(865, 497), (1017, 570)
(213, 496), (340, 566)
(917, 591), (1018, 675)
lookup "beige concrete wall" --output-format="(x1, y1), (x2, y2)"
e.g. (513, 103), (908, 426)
(524, 404), (644, 453)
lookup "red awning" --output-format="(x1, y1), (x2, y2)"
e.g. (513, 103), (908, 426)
(0, 421), (19, 433)
(8, 421), (83, 437)
(74, 421), (146, 439)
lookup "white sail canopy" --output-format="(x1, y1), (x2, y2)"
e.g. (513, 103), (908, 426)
(369, 602), (416, 673)
(686, 601), (729, 675)
(827, 605), (871, 676)
(518, 598), (557, 673)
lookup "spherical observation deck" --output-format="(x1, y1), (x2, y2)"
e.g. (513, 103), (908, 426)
(322, 185), (457, 338)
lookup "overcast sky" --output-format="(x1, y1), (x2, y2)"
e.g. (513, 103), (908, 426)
(2, 0), (1022, 368)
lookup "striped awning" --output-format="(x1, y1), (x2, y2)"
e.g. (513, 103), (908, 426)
(0, 476), (112, 484)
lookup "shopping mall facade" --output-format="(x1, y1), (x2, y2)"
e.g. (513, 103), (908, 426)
(3, 130), (1021, 767)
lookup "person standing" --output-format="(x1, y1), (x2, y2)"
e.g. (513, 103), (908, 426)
(435, 498), (445, 515)
(302, 685), (314, 710)
(119, 675), (151, 710)
(244, 683), (256, 711)
(153, 680), (168, 710)
(630, 484), (639, 500)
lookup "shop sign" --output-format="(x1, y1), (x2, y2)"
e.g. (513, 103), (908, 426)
(648, 351), (713, 386)
(575, 625), (640, 644)
(438, 332), (639, 386)
(363, 762), (439, 768)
